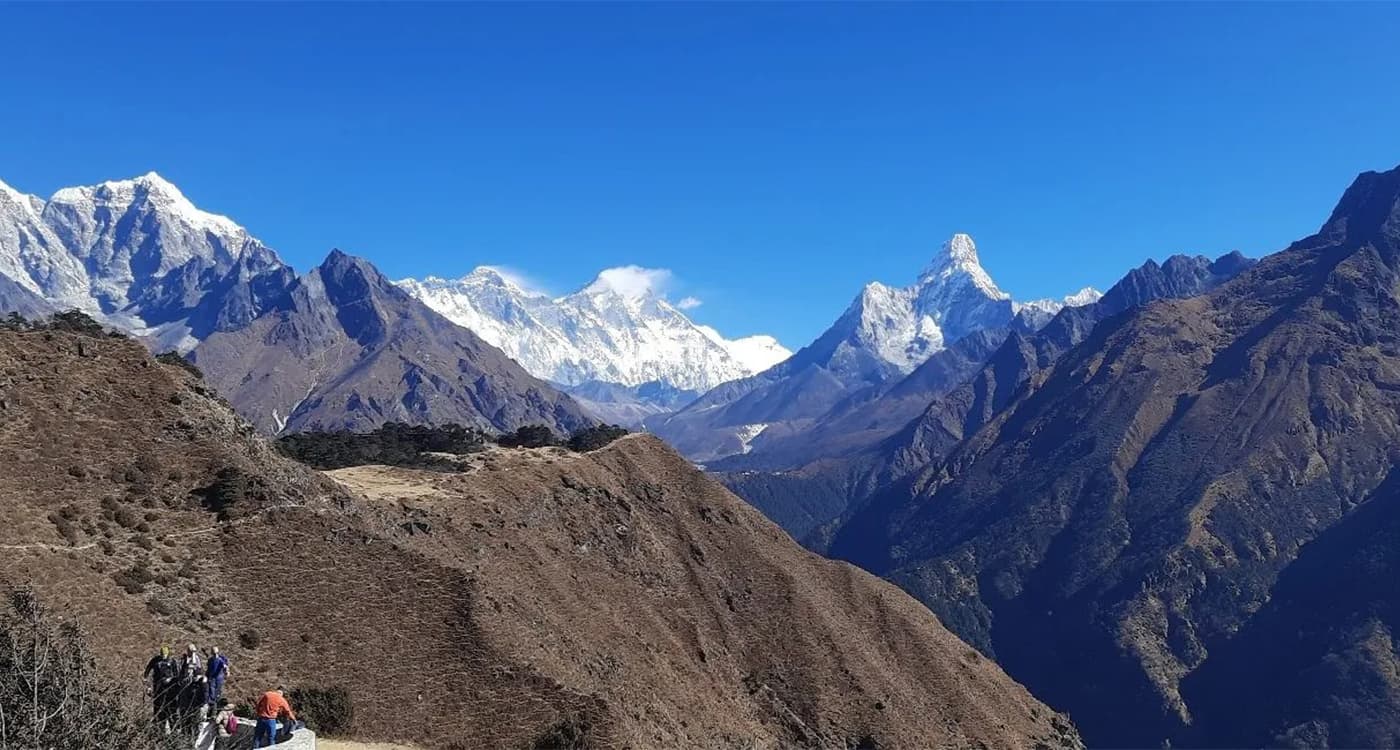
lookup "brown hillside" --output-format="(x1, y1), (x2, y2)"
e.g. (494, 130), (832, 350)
(0, 326), (1077, 749)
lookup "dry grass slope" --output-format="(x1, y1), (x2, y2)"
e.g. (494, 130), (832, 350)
(0, 327), (1077, 749)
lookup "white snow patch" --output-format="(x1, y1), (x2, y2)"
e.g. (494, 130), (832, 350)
(734, 423), (770, 454)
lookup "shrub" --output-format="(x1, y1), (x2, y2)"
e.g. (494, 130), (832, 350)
(112, 563), (155, 595)
(154, 351), (205, 379)
(275, 422), (488, 470)
(533, 714), (594, 749)
(45, 310), (110, 337)
(499, 424), (560, 449)
(289, 686), (354, 736)
(48, 512), (83, 545)
(566, 424), (629, 452)
(0, 312), (29, 332)
(115, 506), (142, 529)
(194, 467), (271, 521)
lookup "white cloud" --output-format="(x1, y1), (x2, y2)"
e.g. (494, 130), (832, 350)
(586, 265), (674, 299)
(676, 296), (703, 310)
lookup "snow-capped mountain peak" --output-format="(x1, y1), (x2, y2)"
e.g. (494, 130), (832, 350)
(454, 265), (542, 296)
(38, 172), (279, 315)
(0, 172), (290, 351)
(581, 265), (671, 302)
(49, 171), (245, 240)
(803, 233), (1097, 383)
(1012, 286), (1105, 328)
(917, 233), (1009, 301)
(724, 334), (792, 374)
(0, 179), (44, 218)
(0, 180), (88, 304)
(825, 233), (1019, 376)
(399, 268), (791, 392)
(1062, 286), (1103, 307)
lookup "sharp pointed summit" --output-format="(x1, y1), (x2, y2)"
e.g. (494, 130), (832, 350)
(652, 233), (1095, 463)
(930, 232), (981, 268)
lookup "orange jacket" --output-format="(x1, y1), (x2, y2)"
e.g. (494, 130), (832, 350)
(255, 690), (296, 721)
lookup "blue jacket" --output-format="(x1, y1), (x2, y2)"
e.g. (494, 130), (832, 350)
(207, 654), (229, 680)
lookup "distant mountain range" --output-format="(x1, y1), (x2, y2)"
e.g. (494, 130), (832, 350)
(0, 173), (594, 434)
(398, 268), (789, 393)
(651, 233), (1100, 461)
(716, 249), (1253, 545)
(0, 173), (1107, 439)
(0, 173), (802, 430)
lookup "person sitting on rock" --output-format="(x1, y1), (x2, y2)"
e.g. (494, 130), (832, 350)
(196, 698), (238, 750)
(253, 687), (296, 748)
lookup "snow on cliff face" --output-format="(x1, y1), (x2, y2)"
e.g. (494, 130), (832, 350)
(825, 233), (1015, 376)
(0, 179), (90, 308)
(399, 268), (791, 392)
(41, 172), (276, 315)
(0, 173), (285, 337)
(786, 233), (1098, 386)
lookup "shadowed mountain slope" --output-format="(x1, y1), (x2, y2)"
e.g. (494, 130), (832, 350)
(190, 249), (594, 436)
(828, 164), (1400, 747)
(717, 252), (1251, 545)
(0, 325), (1077, 749)
(0, 273), (55, 318)
(870, 250), (1254, 493)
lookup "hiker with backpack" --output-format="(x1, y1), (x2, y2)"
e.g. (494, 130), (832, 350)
(142, 645), (179, 733)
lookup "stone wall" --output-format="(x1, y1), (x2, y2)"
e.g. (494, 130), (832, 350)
(195, 717), (316, 749)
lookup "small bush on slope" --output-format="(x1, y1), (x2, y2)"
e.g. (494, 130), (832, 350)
(290, 686), (354, 737)
(565, 424), (630, 452)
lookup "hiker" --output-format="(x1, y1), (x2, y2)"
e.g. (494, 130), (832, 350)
(181, 643), (206, 682)
(175, 644), (208, 736)
(206, 646), (230, 706)
(142, 645), (179, 733)
(253, 686), (296, 748)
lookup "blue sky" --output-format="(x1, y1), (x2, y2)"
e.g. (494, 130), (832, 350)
(2, 3), (1398, 347)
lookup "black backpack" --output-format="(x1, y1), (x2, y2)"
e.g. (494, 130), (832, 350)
(153, 658), (178, 685)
